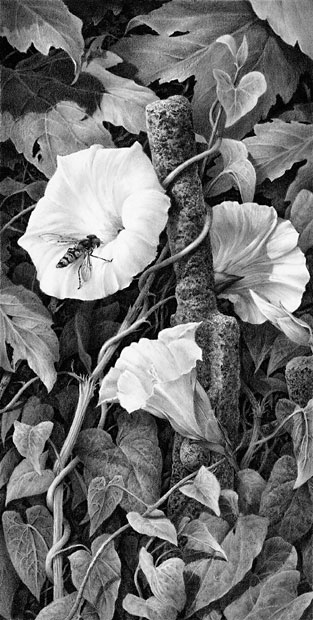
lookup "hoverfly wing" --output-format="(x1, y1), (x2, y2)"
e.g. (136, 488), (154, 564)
(80, 255), (93, 283)
(40, 233), (82, 245)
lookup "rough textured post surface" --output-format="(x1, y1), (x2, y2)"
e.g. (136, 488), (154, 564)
(285, 356), (313, 407)
(146, 96), (240, 523)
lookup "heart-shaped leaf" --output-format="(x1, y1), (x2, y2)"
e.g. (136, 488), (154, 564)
(207, 138), (256, 201)
(6, 453), (54, 503)
(75, 411), (162, 513)
(88, 475), (123, 536)
(291, 399), (313, 489)
(2, 506), (53, 600)
(179, 466), (221, 515)
(214, 69), (267, 127)
(69, 533), (121, 620)
(181, 518), (227, 560)
(127, 510), (177, 545)
(13, 420), (53, 474)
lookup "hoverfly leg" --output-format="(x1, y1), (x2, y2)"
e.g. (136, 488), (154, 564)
(77, 264), (83, 289)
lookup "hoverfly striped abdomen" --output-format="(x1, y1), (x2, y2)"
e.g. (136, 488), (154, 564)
(41, 233), (111, 289)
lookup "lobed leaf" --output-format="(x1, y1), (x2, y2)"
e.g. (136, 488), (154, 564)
(69, 533), (121, 620)
(0, 283), (59, 391)
(207, 137), (256, 201)
(0, 50), (158, 177)
(291, 400), (313, 489)
(179, 466), (221, 516)
(139, 548), (186, 612)
(184, 514), (268, 616)
(112, 0), (307, 140)
(6, 453), (54, 503)
(249, 0), (313, 61)
(214, 69), (267, 127)
(0, 526), (20, 620)
(0, 0), (84, 74)
(244, 120), (313, 184)
(259, 456), (313, 542)
(180, 518), (227, 560)
(2, 505), (53, 600)
(88, 475), (123, 536)
(13, 420), (53, 474)
(237, 468), (266, 514)
(123, 593), (178, 620)
(224, 535), (297, 618)
(75, 411), (162, 513)
(127, 510), (178, 545)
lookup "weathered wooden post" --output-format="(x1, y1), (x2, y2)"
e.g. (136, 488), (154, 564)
(146, 95), (240, 522)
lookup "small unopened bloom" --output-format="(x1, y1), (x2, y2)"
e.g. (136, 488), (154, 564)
(99, 323), (225, 450)
(18, 143), (170, 300)
(211, 202), (309, 324)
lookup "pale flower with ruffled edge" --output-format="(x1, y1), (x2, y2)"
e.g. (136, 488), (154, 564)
(18, 143), (170, 300)
(99, 322), (225, 451)
(249, 291), (313, 349)
(212, 202), (310, 324)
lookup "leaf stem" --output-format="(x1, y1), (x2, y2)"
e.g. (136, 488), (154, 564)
(162, 139), (221, 189)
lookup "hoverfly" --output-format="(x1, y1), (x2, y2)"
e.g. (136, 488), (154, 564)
(41, 233), (112, 289)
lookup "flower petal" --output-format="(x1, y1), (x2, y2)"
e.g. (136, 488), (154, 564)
(249, 290), (313, 346)
(99, 323), (211, 441)
(212, 202), (309, 323)
(18, 143), (170, 300)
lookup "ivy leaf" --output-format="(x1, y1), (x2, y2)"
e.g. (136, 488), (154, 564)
(0, 283), (59, 391)
(286, 159), (313, 203)
(228, 570), (313, 620)
(0, 526), (20, 620)
(112, 0), (308, 140)
(0, 55), (114, 178)
(224, 536), (297, 618)
(0, 177), (46, 201)
(2, 505), (53, 600)
(0, 0), (84, 75)
(127, 510), (178, 546)
(69, 533), (121, 620)
(249, 0), (313, 61)
(13, 420), (53, 474)
(213, 69), (267, 127)
(0, 50), (157, 177)
(179, 466), (221, 516)
(259, 456), (313, 543)
(244, 120), (313, 184)
(267, 331), (311, 376)
(180, 518), (227, 560)
(88, 475), (123, 536)
(82, 52), (159, 134)
(75, 411), (162, 513)
(216, 34), (248, 70)
(139, 548), (186, 612)
(6, 453), (54, 503)
(291, 399), (313, 489)
(207, 138), (256, 201)
(33, 593), (79, 620)
(237, 468), (266, 514)
(123, 594), (179, 620)
(290, 189), (313, 253)
(0, 448), (20, 490)
(184, 514), (268, 615)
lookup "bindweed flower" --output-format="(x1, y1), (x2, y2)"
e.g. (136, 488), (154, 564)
(99, 323), (226, 450)
(211, 202), (309, 324)
(249, 291), (313, 349)
(18, 143), (170, 300)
